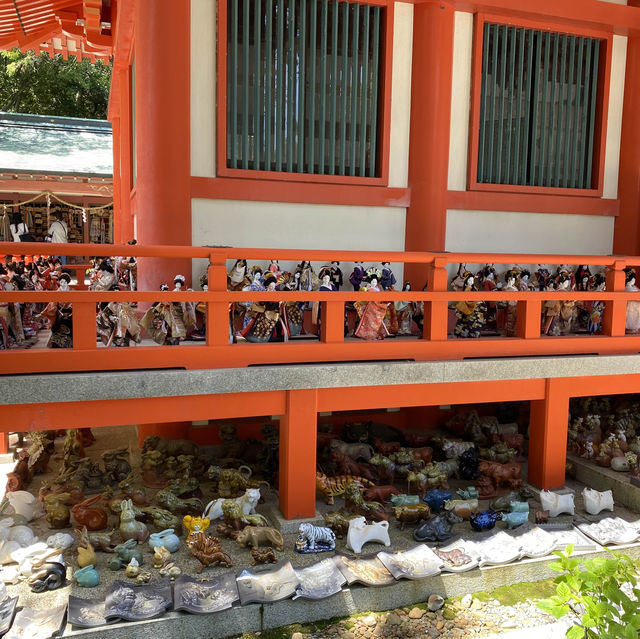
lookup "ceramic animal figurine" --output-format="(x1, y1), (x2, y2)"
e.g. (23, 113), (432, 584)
(4, 525), (36, 547)
(477, 460), (522, 490)
(72, 495), (108, 531)
(442, 439), (475, 459)
(329, 439), (375, 461)
(539, 490), (575, 517)
(202, 488), (261, 520)
(119, 498), (149, 542)
(489, 488), (533, 512)
(423, 489), (452, 513)
(389, 493), (420, 508)
(47, 533), (74, 550)
(118, 474), (149, 506)
(77, 543), (97, 568)
(456, 487), (479, 500)
(392, 504), (431, 530)
(346, 517), (391, 554)
(509, 501), (529, 513)
(155, 481), (203, 515)
(413, 511), (464, 542)
(503, 511), (529, 529)
(295, 523), (336, 553)
(6, 491), (39, 522)
(185, 532), (233, 573)
(125, 557), (140, 578)
(364, 485), (400, 502)
(329, 449), (376, 482)
(469, 509), (502, 532)
(582, 488), (614, 515)
(149, 528), (181, 552)
(102, 448), (132, 485)
(153, 545), (171, 569)
(44, 493), (71, 529)
(323, 512), (355, 538)
(74, 564), (99, 587)
(315, 472), (373, 505)
(184, 515), (211, 539)
(108, 539), (143, 570)
(28, 560), (67, 592)
(535, 510), (550, 524)
(76, 526), (117, 553)
(159, 562), (181, 580)
(443, 498), (478, 520)
(235, 526), (284, 551)
(251, 546), (277, 565)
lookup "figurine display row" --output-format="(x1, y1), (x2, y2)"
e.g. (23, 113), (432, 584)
(449, 263), (610, 338)
(567, 394), (640, 481)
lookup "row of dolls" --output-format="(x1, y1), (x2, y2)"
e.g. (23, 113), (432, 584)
(226, 260), (398, 293)
(451, 264), (640, 338)
(451, 263), (606, 293)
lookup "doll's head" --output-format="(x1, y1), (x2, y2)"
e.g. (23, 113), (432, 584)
(382, 262), (390, 267)
(593, 273), (606, 291)
(321, 273), (331, 286)
(298, 261), (310, 269)
(235, 259), (247, 268)
(160, 284), (169, 291)
(403, 281), (411, 291)
(263, 273), (277, 290)
(58, 272), (71, 291)
(625, 268), (636, 286)
(98, 260), (114, 274)
(174, 274), (185, 289)
(251, 267), (263, 282)
(331, 261), (340, 266)
(462, 273), (476, 291)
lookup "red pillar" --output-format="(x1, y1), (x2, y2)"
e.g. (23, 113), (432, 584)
(279, 389), (318, 519)
(137, 421), (192, 447)
(404, 2), (455, 284)
(118, 66), (134, 242)
(528, 378), (570, 489)
(613, 36), (640, 255)
(134, 0), (192, 289)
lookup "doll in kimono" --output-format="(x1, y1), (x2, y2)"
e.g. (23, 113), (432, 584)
(454, 273), (486, 338)
(354, 271), (390, 340)
(349, 262), (365, 291)
(329, 262), (343, 291)
(625, 268), (640, 334)
(241, 272), (287, 342)
(380, 262), (397, 291)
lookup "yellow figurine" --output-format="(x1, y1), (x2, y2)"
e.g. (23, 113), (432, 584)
(183, 515), (210, 537)
(76, 543), (97, 568)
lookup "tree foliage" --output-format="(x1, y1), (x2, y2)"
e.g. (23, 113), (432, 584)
(0, 49), (111, 119)
(537, 545), (640, 639)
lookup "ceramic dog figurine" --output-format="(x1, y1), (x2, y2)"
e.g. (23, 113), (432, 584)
(582, 488), (614, 515)
(346, 517), (391, 554)
(539, 490), (575, 517)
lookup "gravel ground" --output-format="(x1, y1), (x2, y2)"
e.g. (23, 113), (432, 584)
(229, 592), (577, 639)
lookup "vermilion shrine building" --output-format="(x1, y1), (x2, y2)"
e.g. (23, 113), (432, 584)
(3, 0), (640, 519)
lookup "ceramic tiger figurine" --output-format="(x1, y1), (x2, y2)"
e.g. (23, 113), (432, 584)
(315, 472), (373, 505)
(298, 522), (336, 551)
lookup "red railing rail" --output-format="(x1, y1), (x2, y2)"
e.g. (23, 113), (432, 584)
(1, 242), (639, 375)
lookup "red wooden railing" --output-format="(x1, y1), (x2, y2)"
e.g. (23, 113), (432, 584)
(1, 241), (639, 375)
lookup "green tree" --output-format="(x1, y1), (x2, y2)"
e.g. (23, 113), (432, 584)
(0, 49), (111, 119)
(537, 545), (640, 639)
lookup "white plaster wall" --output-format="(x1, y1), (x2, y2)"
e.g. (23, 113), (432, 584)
(602, 35), (627, 199)
(191, 0), (216, 178)
(191, 199), (407, 285)
(445, 210), (614, 255)
(388, 2), (413, 188)
(447, 11), (473, 191)
(599, 0), (627, 4)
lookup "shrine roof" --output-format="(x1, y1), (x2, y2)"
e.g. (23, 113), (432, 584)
(0, 111), (112, 176)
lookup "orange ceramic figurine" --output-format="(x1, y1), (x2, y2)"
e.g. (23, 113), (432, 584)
(72, 495), (109, 531)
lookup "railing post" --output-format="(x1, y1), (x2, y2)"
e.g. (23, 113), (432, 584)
(603, 260), (627, 337)
(516, 300), (541, 339)
(320, 301), (345, 343)
(206, 250), (231, 346)
(423, 257), (448, 340)
(72, 301), (97, 350)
